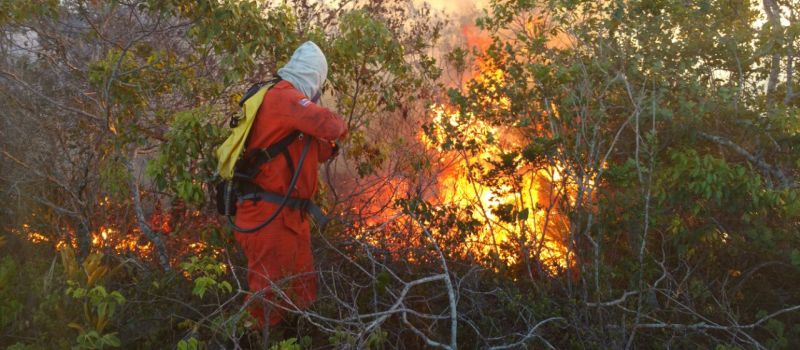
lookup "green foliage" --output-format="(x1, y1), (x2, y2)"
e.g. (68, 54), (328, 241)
(72, 330), (122, 350)
(269, 337), (303, 350)
(0, 0), (58, 25)
(445, 47), (469, 74)
(659, 149), (760, 211)
(436, 0), (800, 347)
(346, 130), (387, 177)
(176, 337), (205, 350)
(365, 327), (388, 349)
(147, 108), (226, 205)
(0, 255), (23, 329)
(325, 8), (441, 176)
(170, 1), (302, 84)
(11, 0), (800, 348)
(98, 157), (131, 201)
(6, 343), (33, 350)
(2, 0), (445, 347)
(328, 328), (356, 348)
(66, 284), (126, 328)
(656, 148), (800, 264)
(791, 249), (800, 268)
(180, 255), (232, 299)
(60, 248), (125, 349)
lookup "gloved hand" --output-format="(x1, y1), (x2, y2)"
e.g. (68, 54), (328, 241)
(330, 141), (341, 158)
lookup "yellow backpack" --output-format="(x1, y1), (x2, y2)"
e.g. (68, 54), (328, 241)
(215, 78), (280, 179)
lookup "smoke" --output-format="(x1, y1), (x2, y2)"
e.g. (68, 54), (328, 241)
(410, 0), (491, 91)
(421, 0), (489, 14)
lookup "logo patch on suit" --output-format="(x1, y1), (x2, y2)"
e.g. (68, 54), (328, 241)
(299, 98), (312, 107)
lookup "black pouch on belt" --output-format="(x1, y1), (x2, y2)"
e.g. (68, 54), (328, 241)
(215, 180), (238, 216)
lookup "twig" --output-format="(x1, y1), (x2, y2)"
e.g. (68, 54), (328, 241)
(587, 291), (639, 307)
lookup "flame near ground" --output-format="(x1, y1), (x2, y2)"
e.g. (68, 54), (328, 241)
(12, 199), (215, 263)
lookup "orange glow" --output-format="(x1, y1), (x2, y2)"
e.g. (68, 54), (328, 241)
(338, 25), (575, 276)
(423, 103), (572, 273)
(423, 25), (574, 274)
(17, 198), (215, 265)
(28, 232), (50, 243)
(461, 24), (493, 52)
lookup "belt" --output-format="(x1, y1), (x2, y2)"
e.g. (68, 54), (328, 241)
(239, 191), (329, 227)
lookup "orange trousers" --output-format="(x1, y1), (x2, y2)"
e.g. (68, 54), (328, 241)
(235, 219), (316, 327)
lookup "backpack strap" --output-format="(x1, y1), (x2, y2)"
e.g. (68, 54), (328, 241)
(235, 130), (301, 180)
(229, 77), (282, 128)
(232, 76), (299, 180)
(239, 77), (282, 107)
(227, 136), (316, 233)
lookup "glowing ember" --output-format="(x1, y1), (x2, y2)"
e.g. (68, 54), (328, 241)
(16, 199), (216, 265)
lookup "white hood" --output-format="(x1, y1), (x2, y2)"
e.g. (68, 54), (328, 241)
(277, 41), (328, 100)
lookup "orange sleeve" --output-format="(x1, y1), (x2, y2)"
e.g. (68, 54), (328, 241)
(317, 139), (339, 162)
(283, 91), (347, 141)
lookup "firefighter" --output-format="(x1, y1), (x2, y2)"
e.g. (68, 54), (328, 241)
(234, 41), (347, 328)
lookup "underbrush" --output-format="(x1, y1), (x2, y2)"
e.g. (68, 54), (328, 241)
(0, 228), (570, 349)
(3, 221), (799, 350)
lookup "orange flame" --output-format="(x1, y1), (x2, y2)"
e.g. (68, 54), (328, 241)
(421, 25), (574, 274)
(17, 197), (215, 265)
(423, 104), (572, 274)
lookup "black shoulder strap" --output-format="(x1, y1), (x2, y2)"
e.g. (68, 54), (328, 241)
(237, 131), (301, 179)
(229, 136), (314, 233)
(239, 77), (282, 107)
(230, 77), (282, 128)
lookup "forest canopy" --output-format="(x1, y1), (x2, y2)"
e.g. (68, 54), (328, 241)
(1, 0), (800, 349)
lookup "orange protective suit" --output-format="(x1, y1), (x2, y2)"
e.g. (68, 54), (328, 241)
(234, 77), (346, 327)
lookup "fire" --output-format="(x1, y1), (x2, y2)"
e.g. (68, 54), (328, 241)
(15, 197), (216, 265)
(423, 104), (572, 273)
(419, 25), (574, 274)
(340, 25), (574, 276)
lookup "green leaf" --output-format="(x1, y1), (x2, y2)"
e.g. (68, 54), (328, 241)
(103, 333), (121, 347)
(790, 249), (800, 268)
